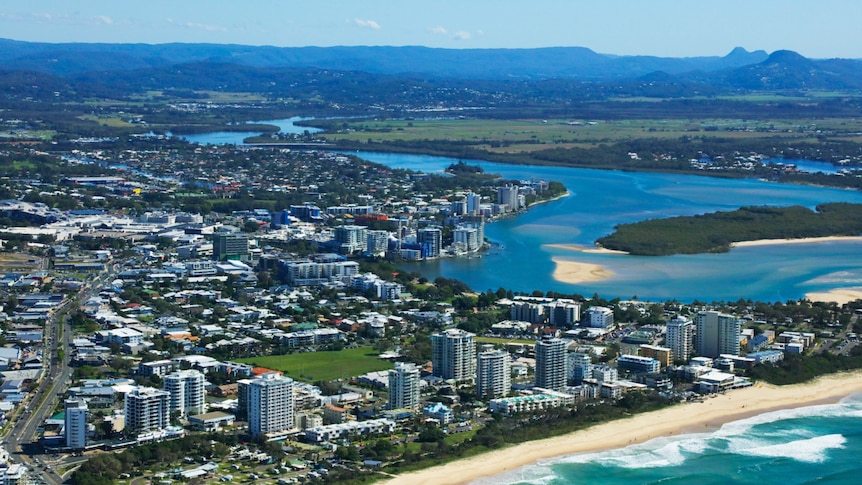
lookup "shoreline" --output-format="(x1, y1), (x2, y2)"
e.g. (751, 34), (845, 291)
(730, 235), (862, 248)
(381, 371), (862, 485)
(545, 243), (629, 255)
(551, 257), (614, 284)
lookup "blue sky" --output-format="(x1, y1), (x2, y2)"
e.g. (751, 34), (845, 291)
(1, 0), (860, 58)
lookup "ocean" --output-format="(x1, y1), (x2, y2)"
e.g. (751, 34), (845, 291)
(475, 394), (862, 485)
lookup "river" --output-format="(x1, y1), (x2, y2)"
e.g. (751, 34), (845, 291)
(350, 151), (862, 302)
(184, 120), (862, 302)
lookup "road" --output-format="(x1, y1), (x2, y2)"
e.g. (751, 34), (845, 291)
(3, 267), (113, 484)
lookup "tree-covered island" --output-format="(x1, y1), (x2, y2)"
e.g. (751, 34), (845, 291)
(596, 203), (862, 255)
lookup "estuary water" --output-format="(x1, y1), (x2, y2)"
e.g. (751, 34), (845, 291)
(475, 396), (862, 485)
(351, 151), (862, 302)
(176, 117), (322, 145)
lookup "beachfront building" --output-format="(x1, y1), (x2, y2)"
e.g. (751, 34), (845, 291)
(476, 349), (511, 398)
(164, 369), (206, 418)
(489, 394), (563, 415)
(568, 352), (592, 385)
(666, 316), (694, 363)
(304, 419), (396, 444)
(535, 338), (567, 391)
(585, 306), (614, 328)
(247, 373), (295, 439)
(616, 354), (661, 375)
(431, 329), (476, 383)
(65, 398), (88, 449)
(125, 386), (170, 434)
(388, 362), (421, 410)
(695, 311), (742, 358)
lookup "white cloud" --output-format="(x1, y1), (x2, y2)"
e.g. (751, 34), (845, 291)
(167, 18), (227, 32)
(353, 18), (381, 29)
(94, 15), (114, 25)
(453, 31), (472, 40)
(429, 26), (448, 35)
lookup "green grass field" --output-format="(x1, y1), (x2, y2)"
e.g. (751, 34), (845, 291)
(320, 117), (861, 153)
(235, 346), (392, 382)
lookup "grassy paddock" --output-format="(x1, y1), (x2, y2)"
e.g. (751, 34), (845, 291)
(235, 346), (391, 382)
(320, 117), (862, 152)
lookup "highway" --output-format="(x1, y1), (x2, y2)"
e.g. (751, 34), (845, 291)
(3, 267), (114, 483)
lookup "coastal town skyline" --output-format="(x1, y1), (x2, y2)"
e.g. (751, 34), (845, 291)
(1, 0), (862, 58)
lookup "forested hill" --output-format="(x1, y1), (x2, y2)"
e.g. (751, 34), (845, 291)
(596, 204), (862, 256)
(0, 38), (769, 81)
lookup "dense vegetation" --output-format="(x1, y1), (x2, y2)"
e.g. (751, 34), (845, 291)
(596, 203), (862, 255)
(749, 349), (862, 385)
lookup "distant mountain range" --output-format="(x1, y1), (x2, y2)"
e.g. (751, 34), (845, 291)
(1, 39), (862, 101)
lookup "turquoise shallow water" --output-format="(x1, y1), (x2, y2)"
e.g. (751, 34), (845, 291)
(473, 395), (862, 485)
(352, 151), (862, 302)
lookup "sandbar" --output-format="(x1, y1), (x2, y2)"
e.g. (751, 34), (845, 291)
(731, 235), (862, 248)
(806, 288), (862, 305)
(551, 257), (614, 284)
(545, 243), (629, 255)
(382, 371), (862, 485)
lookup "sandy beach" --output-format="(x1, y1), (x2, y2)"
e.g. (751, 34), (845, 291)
(551, 257), (614, 284)
(382, 371), (862, 485)
(731, 235), (862, 248)
(806, 288), (862, 305)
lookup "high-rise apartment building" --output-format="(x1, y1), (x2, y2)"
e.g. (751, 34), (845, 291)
(65, 398), (88, 449)
(496, 185), (521, 211)
(388, 362), (421, 410)
(334, 224), (368, 254)
(666, 316), (694, 363)
(535, 338), (567, 391)
(695, 311), (742, 358)
(164, 369), (206, 418)
(417, 227), (443, 258)
(568, 352), (592, 385)
(476, 349), (511, 398)
(247, 373), (295, 439)
(431, 329), (476, 382)
(124, 386), (170, 434)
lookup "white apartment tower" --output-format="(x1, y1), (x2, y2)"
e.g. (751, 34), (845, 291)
(466, 192), (482, 214)
(124, 386), (170, 434)
(666, 315), (695, 363)
(695, 311), (742, 358)
(248, 373), (295, 439)
(568, 352), (592, 385)
(585, 306), (614, 328)
(388, 362), (421, 410)
(476, 349), (511, 399)
(535, 338), (567, 391)
(431, 329), (476, 382)
(164, 369), (206, 418)
(65, 398), (88, 449)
